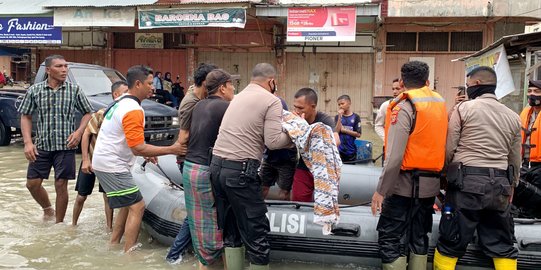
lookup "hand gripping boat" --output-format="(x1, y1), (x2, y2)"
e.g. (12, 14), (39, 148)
(132, 155), (541, 269)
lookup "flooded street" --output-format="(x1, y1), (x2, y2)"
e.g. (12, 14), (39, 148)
(0, 141), (377, 270)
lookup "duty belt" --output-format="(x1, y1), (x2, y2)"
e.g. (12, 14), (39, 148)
(211, 155), (261, 174)
(462, 166), (507, 177)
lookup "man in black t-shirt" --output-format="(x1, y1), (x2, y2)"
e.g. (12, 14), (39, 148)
(183, 69), (236, 268)
(291, 88), (340, 202)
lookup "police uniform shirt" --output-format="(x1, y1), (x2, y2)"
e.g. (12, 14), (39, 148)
(446, 93), (521, 185)
(376, 100), (440, 198)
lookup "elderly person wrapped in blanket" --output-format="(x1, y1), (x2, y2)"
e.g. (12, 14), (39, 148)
(282, 110), (342, 234)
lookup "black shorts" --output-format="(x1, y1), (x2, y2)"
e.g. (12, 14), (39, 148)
(340, 152), (357, 162)
(27, 150), (76, 180)
(75, 161), (104, 196)
(259, 158), (296, 191)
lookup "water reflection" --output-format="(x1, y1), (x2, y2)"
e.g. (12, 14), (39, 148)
(0, 142), (372, 269)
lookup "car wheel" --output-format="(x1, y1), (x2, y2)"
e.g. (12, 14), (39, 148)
(0, 120), (11, 146)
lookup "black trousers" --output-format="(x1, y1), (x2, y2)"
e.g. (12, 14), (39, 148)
(437, 174), (518, 258)
(377, 194), (435, 263)
(210, 156), (270, 265)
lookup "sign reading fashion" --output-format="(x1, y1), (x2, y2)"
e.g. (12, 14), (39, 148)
(135, 33), (163, 49)
(138, 8), (246, 29)
(287, 7), (357, 42)
(0, 17), (62, 44)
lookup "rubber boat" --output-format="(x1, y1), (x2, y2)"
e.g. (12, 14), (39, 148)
(133, 155), (541, 269)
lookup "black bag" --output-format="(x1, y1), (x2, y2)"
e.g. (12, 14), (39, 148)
(524, 165), (541, 188)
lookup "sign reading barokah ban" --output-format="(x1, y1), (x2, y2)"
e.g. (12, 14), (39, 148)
(138, 8), (246, 29)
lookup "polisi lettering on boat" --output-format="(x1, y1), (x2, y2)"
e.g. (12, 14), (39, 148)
(7, 19), (53, 33)
(266, 212), (306, 235)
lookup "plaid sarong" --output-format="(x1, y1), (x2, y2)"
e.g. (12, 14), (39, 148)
(282, 111), (342, 230)
(182, 161), (223, 265)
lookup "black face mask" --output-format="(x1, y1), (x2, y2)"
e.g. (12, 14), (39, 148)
(466, 84), (496, 100)
(528, 95), (541, 106)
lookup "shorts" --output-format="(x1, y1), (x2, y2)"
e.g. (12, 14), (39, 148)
(291, 168), (314, 202)
(340, 152), (357, 162)
(75, 161), (104, 196)
(259, 158), (296, 191)
(27, 150), (76, 180)
(93, 170), (143, 209)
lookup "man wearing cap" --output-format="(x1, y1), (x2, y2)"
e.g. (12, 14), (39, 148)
(433, 66), (520, 270)
(512, 79), (541, 219)
(183, 69), (236, 269)
(166, 63), (217, 263)
(210, 63), (292, 270)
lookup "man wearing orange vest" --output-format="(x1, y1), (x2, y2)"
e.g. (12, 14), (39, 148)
(513, 79), (541, 218)
(434, 66), (520, 270)
(371, 61), (448, 270)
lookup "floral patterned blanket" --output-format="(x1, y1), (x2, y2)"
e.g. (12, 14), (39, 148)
(282, 110), (342, 232)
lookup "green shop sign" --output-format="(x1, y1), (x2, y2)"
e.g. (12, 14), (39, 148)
(138, 8), (246, 29)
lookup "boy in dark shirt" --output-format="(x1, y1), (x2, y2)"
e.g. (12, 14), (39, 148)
(335, 95), (362, 162)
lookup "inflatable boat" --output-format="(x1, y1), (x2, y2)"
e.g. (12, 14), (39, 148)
(133, 155), (541, 269)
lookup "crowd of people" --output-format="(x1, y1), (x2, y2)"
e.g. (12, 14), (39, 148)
(17, 54), (541, 270)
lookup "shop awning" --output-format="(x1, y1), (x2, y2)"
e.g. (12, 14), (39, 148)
(0, 47), (30, 57)
(41, 0), (158, 7)
(454, 31), (541, 61)
(0, 0), (52, 16)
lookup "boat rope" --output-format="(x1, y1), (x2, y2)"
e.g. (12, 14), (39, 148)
(265, 200), (371, 209)
(140, 160), (183, 190)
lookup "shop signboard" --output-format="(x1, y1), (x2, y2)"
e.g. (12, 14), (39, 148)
(0, 17), (61, 44)
(138, 8), (246, 29)
(135, 33), (164, 49)
(54, 7), (136, 27)
(287, 7), (357, 42)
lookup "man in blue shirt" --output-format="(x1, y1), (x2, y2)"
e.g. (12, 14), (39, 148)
(335, 95), (362, 162)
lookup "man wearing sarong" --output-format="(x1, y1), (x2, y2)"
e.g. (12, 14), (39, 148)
(166, 63), (217, 263)
(183, 69), (236, 269)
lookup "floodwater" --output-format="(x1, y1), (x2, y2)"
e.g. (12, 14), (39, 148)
(0, 141), (378, 270)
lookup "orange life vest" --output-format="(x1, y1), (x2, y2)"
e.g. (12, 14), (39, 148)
(384, 86), (448, 172)
(520, 106), (541, 162)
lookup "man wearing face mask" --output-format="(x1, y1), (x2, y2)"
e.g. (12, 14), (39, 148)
(210, 63), (292, 270)
(512, 80), (541, 219)
(433, 66), (521, 270)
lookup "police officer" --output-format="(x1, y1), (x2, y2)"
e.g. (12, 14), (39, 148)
(513, 79), (541, 218)
(371, 61), (448, 270)
(434, 66), (521, 270)
(210, 63), (291, 270)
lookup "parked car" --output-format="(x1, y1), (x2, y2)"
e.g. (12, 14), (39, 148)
(0, 62), (180, 146)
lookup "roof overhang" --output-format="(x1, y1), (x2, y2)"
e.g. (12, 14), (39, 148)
(0, 0), (52, 16)
(455, 31), (541, 61)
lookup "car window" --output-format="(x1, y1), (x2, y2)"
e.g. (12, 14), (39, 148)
(69, 68), (125, 96)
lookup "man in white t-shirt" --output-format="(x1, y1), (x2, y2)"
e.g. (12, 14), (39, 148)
(374, 78), (404, 141)
(92, 65), (183, 252)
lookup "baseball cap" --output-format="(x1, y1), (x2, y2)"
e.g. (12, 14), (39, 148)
(205, 69), (240, 94)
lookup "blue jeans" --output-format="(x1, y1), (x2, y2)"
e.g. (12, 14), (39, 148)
(166, 217), (191, 262)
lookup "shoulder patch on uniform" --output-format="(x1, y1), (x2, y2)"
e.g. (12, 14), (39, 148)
(390, 106), (401, 125)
